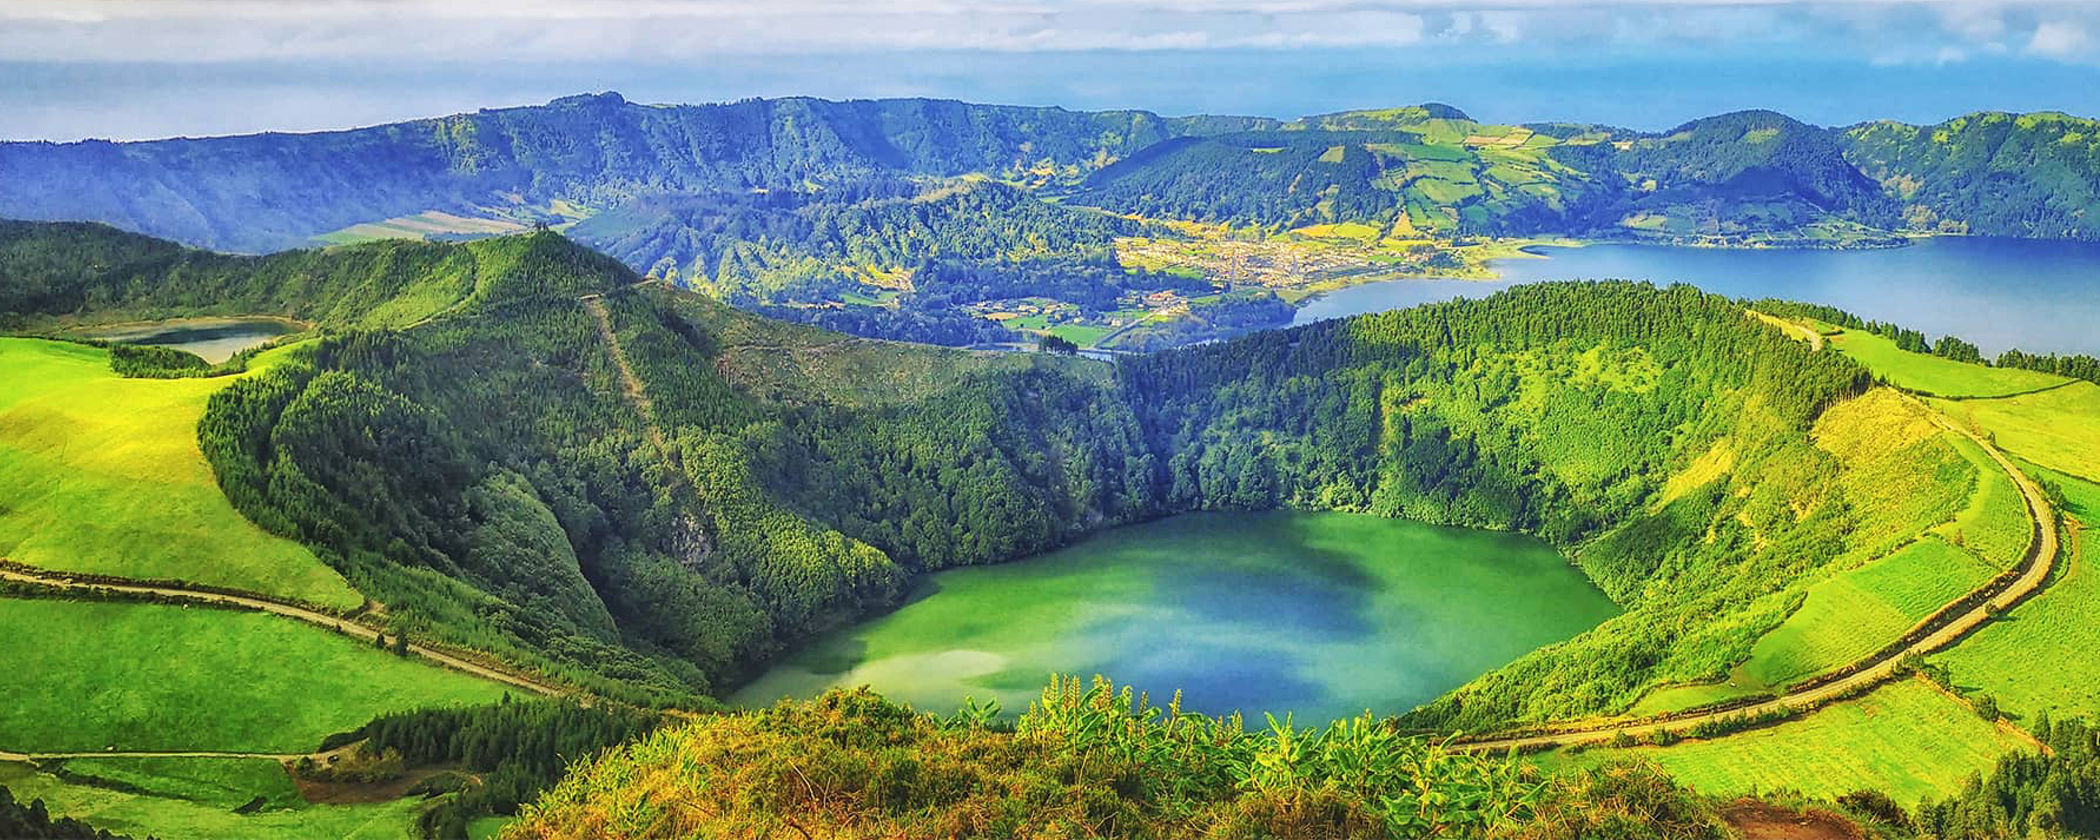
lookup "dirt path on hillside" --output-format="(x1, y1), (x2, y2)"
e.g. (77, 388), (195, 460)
(1458, 394), (2060, 752)
(0, 566), (565, 699)
(581, 293), (668, 452)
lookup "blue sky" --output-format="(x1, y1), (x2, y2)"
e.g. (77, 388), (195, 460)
(4, 1), (2099, 140)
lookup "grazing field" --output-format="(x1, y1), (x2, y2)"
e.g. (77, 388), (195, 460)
(0, 761), (418, 840)
(1932, 382), (2100, 482)
(1740, 537), (1995, 688)
(1828, 329), (2067, 398)
(0, 338), (361, 609)
(1549, 679), (2027, 807)
(1934, 527), (2100, 722)
(55, 757), (303, 811)
(0, 598), (509, 753)
(312, 210), (529, 246)
(1935, 436), (2035, 569)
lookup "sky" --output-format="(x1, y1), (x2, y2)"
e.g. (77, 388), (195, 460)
(4, 0), (2100, 141)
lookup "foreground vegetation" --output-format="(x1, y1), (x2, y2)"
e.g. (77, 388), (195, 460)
(515, 678), (1737, 840)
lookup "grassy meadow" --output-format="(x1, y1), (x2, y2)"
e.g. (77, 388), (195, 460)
(1932, 381), (2100, 483)
(0, 760), (419, 840)
(1828, 328), (2068, 397)
(55, 756), (304, 811)
(0, 338), (361, 609)
(1933, 518), (2100, 722)
(0, 597), (509, 753)
(1550, 679), (2028, 807)
(1740, 537), (1995, 688)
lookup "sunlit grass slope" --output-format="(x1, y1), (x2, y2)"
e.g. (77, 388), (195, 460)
(0, 338), (360, 608)
(0, 597), (509, 753)
(0, 760), (418, 840)
(1552, 679), (2026, 807)
(1934, 503), (2100, 722)
(1933, 381), (2100, 482)
(1828, 328), (2067, 398)
(1740, 537), (1994, 688)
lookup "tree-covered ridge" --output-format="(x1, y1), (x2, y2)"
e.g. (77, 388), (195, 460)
(1844, 110), (2100, 239)
(0, 219), (627, 331)
(569, 178), (1142, 305)
(0, 93), (1254, 253)
(1068, 110), (1899, 241)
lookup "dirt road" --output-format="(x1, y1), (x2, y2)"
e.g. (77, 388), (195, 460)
(1459, 396), (2059, 751)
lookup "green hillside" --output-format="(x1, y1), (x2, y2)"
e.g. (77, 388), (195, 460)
(6, 220), (2098, 838)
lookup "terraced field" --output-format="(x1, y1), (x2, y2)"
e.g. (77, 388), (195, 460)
(1548, 678), (2027, 807)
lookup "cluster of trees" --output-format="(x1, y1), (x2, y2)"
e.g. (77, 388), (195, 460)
(0, 788), (124, 840)
(1997, 348), (2100, 386)
(329, 699), (663, 839)
(1755, 296), (2093, 383)
(1845, 110), (2100, 239)
(1915, 716), (2100, 838)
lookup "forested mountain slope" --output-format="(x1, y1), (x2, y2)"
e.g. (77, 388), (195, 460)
(7, 93), (2100, 271)
(1843, 109), (2100, 239)
(0, 93), (1260, 253)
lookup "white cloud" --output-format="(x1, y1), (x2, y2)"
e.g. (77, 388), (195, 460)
(2029, 19), (2092, 56)
(0, 0), (2096, 62)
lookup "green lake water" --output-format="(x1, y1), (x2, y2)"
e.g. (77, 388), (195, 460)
(733, 511), (1618, 722)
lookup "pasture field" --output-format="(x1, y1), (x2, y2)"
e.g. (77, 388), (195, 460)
(0, 338), (361, 609)
(1548, 678), (2027, 807)
(1933, 527), (2100, 722)
(0, 761), (419, 840)
(1828, 328), (2067, 398)
(1046, 323), (1114, 347)
(55, 756), (303, 811)
(312, 210), (528, 246)
(0, 597), (509, 753)
(1932, 381), (2100, 482)
(1739, 537), (1994, 688)
(1934, 436), (2034, 569)
(2025, 460), (2100, 522)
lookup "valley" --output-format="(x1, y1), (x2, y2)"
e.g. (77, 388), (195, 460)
(2, 91), (2100, 839)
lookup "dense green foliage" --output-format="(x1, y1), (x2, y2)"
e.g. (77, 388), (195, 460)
(0, 787), (127, 840)
(1915, 716), (2100, 838)
(324, 699), (664, 838)
(1844, 110), (2100, 239)
(513, 677), (1735, 839)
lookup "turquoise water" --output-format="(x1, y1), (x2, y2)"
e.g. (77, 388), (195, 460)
(734, 511), (1617, 723)
(1294, 237), (2100, 356)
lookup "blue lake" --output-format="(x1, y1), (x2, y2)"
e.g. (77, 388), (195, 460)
(1294, 237), (2100, 357)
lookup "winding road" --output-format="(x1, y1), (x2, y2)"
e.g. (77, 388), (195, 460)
(0, 566), (567, 700)
(1458, 392), (2060, 752)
